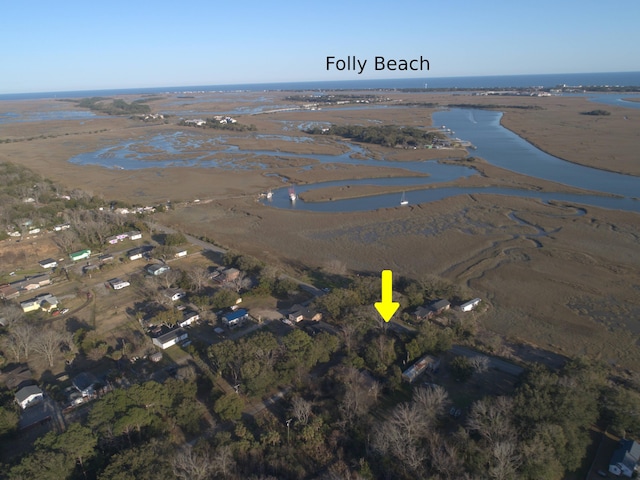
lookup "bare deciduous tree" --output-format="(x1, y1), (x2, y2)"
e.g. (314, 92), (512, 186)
(339, 323), (359, 355)
(0, 305), (24, 325)
(227, 272), (251, 293)
(467, 396), (516, 446)
(33, 329), (71, 368)
(339, 367), (380, 425)
(159, 269), (181, 289)
(470, 355), (490, 374)
(6, 322), (36, 361)
(490, 440), (522, 480)
(53, 229), (78, 254)
(172, 445), (214, 480)
(291, 396), (313, 426)
(212, 445), (235, 478)
(413, 385), (449, 423)
(429, 433), (463, 480)
(188, 266), (209, 293)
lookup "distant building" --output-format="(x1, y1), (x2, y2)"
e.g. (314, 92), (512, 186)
(72, 372), (99, 397)
(38, 258), (58, 269)
(153, 328), (188, 350)
(174, 250), (187, 258)
(15, 385), (44, 409)
(145, 263), (170, 276)
(108, 278), (130, 290)
(20, 293), (58, 313)
(609, 439), (640, 477)
(428, 299), (450, 315)
(288, 305), (322, 323)
(222, 309), (248, 328)
(460, 298), (481, 312)
(179, 311), (199, 328)
(164, 288), (186, 302)
(127, 246), (151, 261)
(98, 253), (114, 263)
(0, 284), (20, 300)
(402, 355), (440, 383)
(70, 249), (91, 261)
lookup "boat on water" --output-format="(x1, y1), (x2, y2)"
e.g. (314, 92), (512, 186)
(400, 192), (409, 205)
(266, 190), (273, 199)
(289, 186), (297, 202)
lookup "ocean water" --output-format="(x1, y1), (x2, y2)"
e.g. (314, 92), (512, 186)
(1, 72), (639, 101)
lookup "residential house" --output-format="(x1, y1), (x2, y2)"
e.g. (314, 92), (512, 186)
(402, 355), (441, 383)
(37, 293), (59, 312)
(460, 298), (482, 312)
(15, 385), (44, 409)
(72, 372), (99, 397)
(179, 311), (199, 328)
(288, 305), (323, 323)
(428, 299), (451, 315)
(128, 231), (142, 240)
(174, 249), (187, 258)
(106, 233), (129, 245)
(53, 223), (71, 231)
(145, 263), (170, 276)
(609, 439), (640, 477)
(127, 246), (150, 261)
(20, 293), (59, 313)
(210, 267), (241, 283)
(14, 274), (51, 292)
(20, 299), (40, 313)
(0, 284), (20, 300)
(69, 249), (91, 261)
(414, 306), (434, 321)
(108, 278), (130, 290)
(222, 309), (248, 328)
(152, 328), (188, 350)
(98, 253), (114, 263)
(164, 288), (186, 302)
(38, 258), (58, 269)
(83, 264), (99, 274)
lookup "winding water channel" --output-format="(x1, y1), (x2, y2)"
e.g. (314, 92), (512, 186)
(266, 108), (640, 213)
(68, 107), (640, 213)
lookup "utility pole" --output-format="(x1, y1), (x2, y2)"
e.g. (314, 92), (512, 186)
(286, 418), (292, 445)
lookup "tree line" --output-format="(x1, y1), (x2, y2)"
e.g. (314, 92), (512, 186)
(304, 123), (442, 148)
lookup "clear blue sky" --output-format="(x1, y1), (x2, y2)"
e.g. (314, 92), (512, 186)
(2, 0), (639, 94)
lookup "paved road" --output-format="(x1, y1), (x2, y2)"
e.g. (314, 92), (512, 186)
(450, 345), (524, 377)
(147, 222), (226, 255)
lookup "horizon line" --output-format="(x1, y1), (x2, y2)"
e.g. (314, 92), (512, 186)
(2, 71), (640, 97)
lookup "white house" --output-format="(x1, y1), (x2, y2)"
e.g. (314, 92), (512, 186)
(108, 278), (130, 290)
(179, 311), (199, 327)
(174, 250), (187, 258)
(164, 288), (186, 302)
(460, 298), (482, 312)
(128, 231), (142, 241)
(38, 258), (58, 269)
(222, 309), (248, 328)
(15, 385), (44, 409)
(152, 329), (188, 350)
(610, 439), (640, 477)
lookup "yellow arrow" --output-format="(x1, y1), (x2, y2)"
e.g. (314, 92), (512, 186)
(374, 269), (400, 322)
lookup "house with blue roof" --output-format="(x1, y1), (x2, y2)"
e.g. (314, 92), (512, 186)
(221, 309), (248, 328)
(609, 439), (640, 477)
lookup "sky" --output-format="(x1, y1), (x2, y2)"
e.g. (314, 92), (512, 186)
(1, 0), (639, 94)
